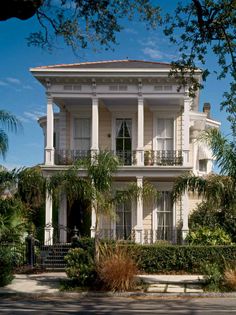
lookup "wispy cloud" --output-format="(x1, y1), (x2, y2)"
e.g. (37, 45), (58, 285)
(23, 84), (33, 90)
(124, 28), (138, 35)
(142, 47), (176, 60)
(6, 77), (21, 85)
(0, 80), (8, 86)
(24, 110), (45, 122)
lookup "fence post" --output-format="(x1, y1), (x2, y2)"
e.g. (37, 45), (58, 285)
(25, 232), (35, 268)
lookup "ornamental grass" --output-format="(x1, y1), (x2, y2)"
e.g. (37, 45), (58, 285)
(97, 243), (138, 292)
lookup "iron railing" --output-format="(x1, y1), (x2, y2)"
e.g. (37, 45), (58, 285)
(54, 149), (183, 166)
(98, 228), (183, 244)
(55, 149), (90, 165)
(144, 150), (183, 166)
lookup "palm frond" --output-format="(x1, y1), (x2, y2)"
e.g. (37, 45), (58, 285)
(199, 128), (236, 178)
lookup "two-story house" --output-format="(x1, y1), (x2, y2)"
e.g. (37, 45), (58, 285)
(30, 60), (220, 245)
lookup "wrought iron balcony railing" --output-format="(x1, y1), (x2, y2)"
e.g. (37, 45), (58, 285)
(54, 149), (183, 166)
(55, 149), (90, 165)
(144, 150), (183, 166)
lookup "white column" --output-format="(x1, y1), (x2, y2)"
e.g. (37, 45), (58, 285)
(91, 97), (99, 153)
(183, 98), (191, 166)
(45, 94), (54, 165)
(135, 176), (143, 243)
(59, 193), (67, 243)
(44, 188), (54, 245)
(182, 191), (189, 243)
(137, 98), (144, 166)
(90, 204), (96, 238)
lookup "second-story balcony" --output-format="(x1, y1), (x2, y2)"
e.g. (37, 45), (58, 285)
(54, 149), (183, 166)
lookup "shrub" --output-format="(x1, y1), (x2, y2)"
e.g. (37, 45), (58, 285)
(201, 262), (223, 292)
(186, 226), (232, 245)
(97, 244), (138, 292)
(126, 244), (236, 274)
(189, 201), (236, 243)
(224, 266), (236, 290)
(0, 247), (14, 287)
(64, 247), (96, 286)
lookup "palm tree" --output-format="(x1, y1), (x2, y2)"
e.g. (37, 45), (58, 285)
(0, 110), (22, 158)
(173, 128), (236, 230)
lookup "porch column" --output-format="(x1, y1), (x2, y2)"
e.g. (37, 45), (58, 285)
(135, 176), (143, 243)
(44, 188), (54, 245)
(90, 204), (96, 238)
(45, 94), (54, 165)
(183, 97), (191, 166)
(59, 193), (67, 243)
(181, 191), (189, 243)
(91, 97), (99, 154)
(137, 97), (144, 166)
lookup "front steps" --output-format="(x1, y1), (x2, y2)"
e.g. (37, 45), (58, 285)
(38, 244), (71, 271)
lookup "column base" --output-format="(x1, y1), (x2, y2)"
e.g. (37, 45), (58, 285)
(90, 226), (95, 238)
(134, 228), (143, 244)
(44, 225), (54, 245)
(45, 148), (55, 165)
(181, 228), (189, 244)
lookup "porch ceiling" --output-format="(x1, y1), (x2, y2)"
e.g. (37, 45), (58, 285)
(54, 96), (183, 111)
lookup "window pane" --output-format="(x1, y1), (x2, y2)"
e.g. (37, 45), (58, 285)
(157, 139), (165, 151)
(157, 119), (165, 137)
(116, 138), (123, 151)
(124, 138), (132, 151)
(165, 119), (173, 137)
(166, 139), (173, 150)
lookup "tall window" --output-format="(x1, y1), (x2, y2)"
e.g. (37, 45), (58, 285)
(156, 191), (173, 241)
(156, 119), (173, 151)
(116, 118), (132, 165)
(116, 195), (132, 240)
(74, 118), (91, 151)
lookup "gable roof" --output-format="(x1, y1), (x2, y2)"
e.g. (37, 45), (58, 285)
(33, 60), (171, 70)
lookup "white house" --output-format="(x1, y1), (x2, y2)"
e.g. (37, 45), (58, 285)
(30, 60), (220, 245)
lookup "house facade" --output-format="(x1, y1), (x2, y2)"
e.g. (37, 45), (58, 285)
(30, 60), (220, 245)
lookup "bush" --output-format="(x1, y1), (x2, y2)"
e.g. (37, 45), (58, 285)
(64, 247), (96, 286)
(224, 266), (236, 290)
(97, 244), (138, 292)
(189, 202), (236, 243)
(0, 247), (14, 287)
(125, 244), (236, 274)
(186, 226), (232, 245)
(201, 262), (223, 292)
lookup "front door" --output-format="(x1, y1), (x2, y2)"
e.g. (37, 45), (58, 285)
(115, 118), (132, 165)
(116, 197), (132, 240)
(156, 191), (173, 241)
(67, 199), (91, 241)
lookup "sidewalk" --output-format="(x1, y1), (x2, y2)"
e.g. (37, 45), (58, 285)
(1, 272), (236, 298)
(0, 272), (206, 296)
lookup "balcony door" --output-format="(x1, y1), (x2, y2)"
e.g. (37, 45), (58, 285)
(156, 119), (174, 151)
(116, 118), (132, 165)
(74, 118), (91, 158)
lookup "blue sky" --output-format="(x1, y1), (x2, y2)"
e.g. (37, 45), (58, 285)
(0, 3), (232, 169)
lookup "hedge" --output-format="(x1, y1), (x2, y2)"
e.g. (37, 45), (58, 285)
(0, 247), (14, 287)
(75, 239), (236, 274)
(127, 245), (236, 274)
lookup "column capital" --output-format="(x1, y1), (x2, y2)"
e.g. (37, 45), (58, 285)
(136, 176), (143, 182)
(46, 92), (53, 103)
